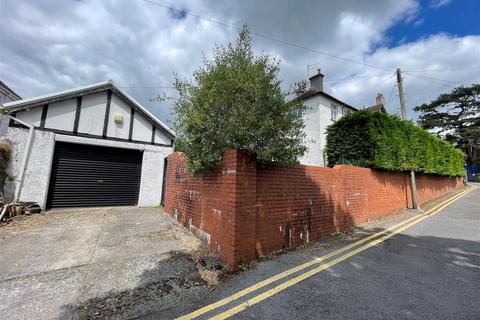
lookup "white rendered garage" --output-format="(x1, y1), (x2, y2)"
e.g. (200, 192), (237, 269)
(2, 81), (174, 209)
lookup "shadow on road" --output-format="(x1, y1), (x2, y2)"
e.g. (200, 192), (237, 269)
(59, 221), (480, 319)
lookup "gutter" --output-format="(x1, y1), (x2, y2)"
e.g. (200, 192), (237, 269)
(8, 116), (35, 203)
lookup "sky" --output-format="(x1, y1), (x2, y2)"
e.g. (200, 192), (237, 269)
(0, 0), (479, 128)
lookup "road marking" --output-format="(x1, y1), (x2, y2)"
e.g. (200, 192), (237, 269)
(210, 185), (477, 319)
(176, 185), (476, 320)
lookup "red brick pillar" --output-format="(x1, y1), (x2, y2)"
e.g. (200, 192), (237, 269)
(221, 149), (257, 269)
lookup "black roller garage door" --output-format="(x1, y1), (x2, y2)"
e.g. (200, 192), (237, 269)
(46, 142), (143, 209)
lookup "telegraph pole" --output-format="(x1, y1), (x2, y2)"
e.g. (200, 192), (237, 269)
(396, 68), (420, 210)
(396, 68), (407, 120)
(410, 170), (420, 210)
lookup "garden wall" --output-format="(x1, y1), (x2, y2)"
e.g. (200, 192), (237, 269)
(164, 150), (464, 269)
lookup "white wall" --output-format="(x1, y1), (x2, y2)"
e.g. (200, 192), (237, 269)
(107, 94), (131, 139)
(299, 94), (352, 167)
(45, 98), (77, 131)
(4, 127), (55, 208)
(299, 98), (323, 166)
(132, 112), (152, 143)
(78, 92), (106, 135)
(15, 107), (43, 127)
(154, 127), (171, 145)
(138, 149), (170, 206)
(0, 115), (8, 136)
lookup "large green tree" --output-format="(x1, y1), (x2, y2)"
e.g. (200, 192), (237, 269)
(414, 84), (480, 165)
(173, 27), (307, 173)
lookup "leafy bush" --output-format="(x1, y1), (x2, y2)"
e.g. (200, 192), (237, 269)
(173, 26), (307, 173)
(325, 110), (465, 176)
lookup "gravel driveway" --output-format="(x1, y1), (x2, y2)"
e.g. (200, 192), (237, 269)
(0, 207), (213, 320)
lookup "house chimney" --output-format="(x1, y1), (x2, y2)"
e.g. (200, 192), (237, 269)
(376, 93), (385, 106)
(309, 68), (324, 91)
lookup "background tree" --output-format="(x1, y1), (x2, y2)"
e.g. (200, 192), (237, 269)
(414, 84), (480, 165)
(173, 26), (307, 173)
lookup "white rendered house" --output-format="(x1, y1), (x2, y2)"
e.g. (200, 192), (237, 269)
(296, 70), (357, 166)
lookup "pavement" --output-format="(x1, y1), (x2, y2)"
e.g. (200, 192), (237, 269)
(0, 207), (207, 320)
(145, 185), (480, 320)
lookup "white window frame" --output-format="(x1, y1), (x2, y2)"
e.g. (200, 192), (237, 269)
(331, 104), (338, 121)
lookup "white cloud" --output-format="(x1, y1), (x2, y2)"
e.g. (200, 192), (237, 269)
(429, 0), (453, 9)
(0, 0), (478, 125)
(332, 34), (480, 118)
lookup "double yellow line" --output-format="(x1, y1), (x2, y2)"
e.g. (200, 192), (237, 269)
(178, 185), (477, 320)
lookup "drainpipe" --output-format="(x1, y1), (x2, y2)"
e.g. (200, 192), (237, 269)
(9, 116), (35, 203)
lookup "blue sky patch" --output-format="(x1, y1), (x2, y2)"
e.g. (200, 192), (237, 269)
(168, 7), (188, 20)
(386, 0), (480, 46)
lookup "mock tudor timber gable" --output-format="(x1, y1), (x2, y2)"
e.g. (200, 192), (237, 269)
(6, 81), (174, 146)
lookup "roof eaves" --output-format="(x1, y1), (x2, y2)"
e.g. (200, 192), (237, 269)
(295, 89), (357, 111)
(3, 81), (111, 111)
(0, 80), (22, 100)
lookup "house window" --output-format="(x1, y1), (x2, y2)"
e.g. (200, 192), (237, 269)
(331, 104), (338, 121)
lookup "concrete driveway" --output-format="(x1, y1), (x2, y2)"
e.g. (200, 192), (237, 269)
(0, 207), (204, 320)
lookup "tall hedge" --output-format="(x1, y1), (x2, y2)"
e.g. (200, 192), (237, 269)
(325, 110), (465, 177)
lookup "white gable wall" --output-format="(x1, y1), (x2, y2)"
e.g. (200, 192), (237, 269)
(299, 98), (323, 166)
(11, 90), (172, 145)
(107, 94), (131, 139)
(78, 92), (106, 135)
(299, 94), (351, 167)
(132, 112), (152, 143)
(15, 107), (43, 127)
(154, 127), (171, 145)
(45, 98), (77, 131)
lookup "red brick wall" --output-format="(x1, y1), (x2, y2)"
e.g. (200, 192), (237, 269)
(164, 150), (464, 269)
(164, 150), (257, 268)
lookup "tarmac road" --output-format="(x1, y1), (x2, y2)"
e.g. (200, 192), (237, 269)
(147, 185), (480, 320)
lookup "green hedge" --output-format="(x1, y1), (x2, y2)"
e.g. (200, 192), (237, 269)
(325, 110), (465, 176)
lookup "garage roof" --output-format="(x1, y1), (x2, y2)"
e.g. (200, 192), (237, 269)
(3, 80), (175, 138)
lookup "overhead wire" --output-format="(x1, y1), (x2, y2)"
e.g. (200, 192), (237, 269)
(142, 0), (391, 71)
(405, 66), (480, 73)
(139, 0), (472, 113)
(324, 72), (394, 82)
(386, 78), (396, 113)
